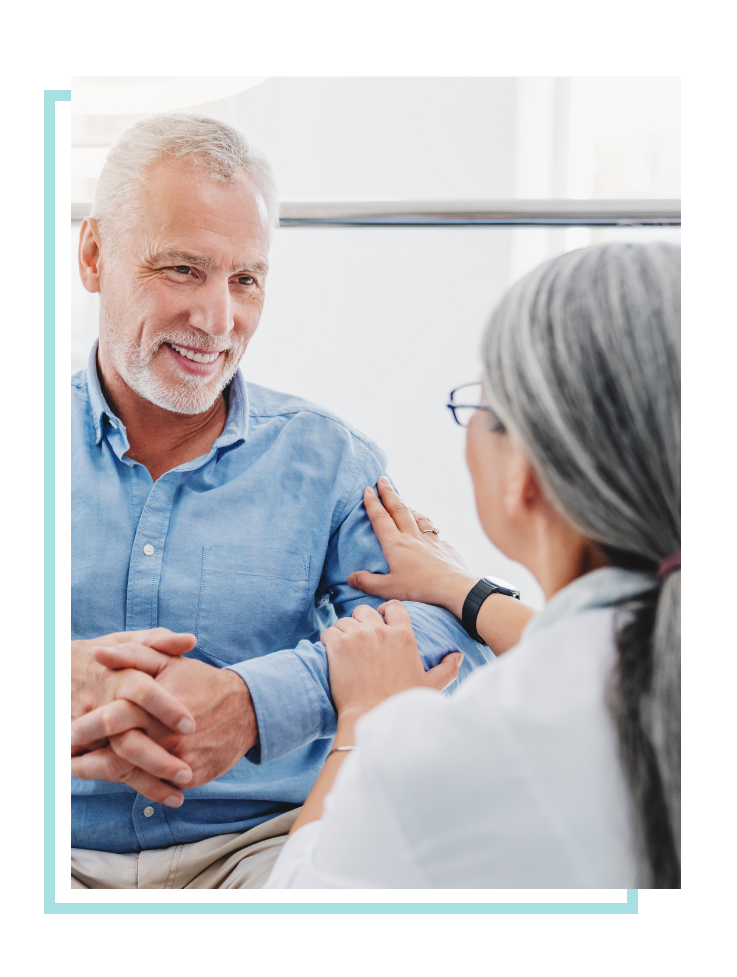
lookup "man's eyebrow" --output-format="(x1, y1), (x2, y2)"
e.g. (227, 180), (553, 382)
(145, 249), (268, 274)
(146, 249), (216, 268)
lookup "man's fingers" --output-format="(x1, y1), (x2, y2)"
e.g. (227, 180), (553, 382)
(118, 770), (185, 807)
(94, 642), (175, 677)
(109, 729), (193, 786)
(376, 478), (422, 536)
(423, 652), (464, 691)
(71, 745), (132, 781)
(137, 628), (196, 657)
(71, 737), (109, 757)
(71, 699), (155, 747)
(110, 668), (196, 734)
(348, 570), (394, 597)
(71, 748), (185, 806)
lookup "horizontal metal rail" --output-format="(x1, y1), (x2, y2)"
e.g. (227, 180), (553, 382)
(71, 199), (681, 227)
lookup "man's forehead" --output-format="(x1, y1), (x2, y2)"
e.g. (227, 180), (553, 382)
(132, 158), (270, 271)
(146, 156), (265, 205)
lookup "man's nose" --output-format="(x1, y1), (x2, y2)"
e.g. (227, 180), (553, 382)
(187, 279), (234, 337)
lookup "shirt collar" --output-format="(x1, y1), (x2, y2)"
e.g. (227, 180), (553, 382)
(522, 566), (658, 641)
(86, 340), (117, 446)
(85, 339), (250, 451)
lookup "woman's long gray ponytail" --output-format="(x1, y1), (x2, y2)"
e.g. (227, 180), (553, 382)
(482, 243), (680, 886)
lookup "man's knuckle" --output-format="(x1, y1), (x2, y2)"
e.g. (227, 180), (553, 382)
(130, 674), (154, 704)
(100, 749), (128, 776)
(116, 729), (137, 751)
(117, 765), (138, 785)
(100, 705), (117, 737)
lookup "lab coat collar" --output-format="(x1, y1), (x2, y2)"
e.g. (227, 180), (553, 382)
(523, 566), (658, 641)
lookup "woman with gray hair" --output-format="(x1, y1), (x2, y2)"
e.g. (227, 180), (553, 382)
(265, 242), (680, 889)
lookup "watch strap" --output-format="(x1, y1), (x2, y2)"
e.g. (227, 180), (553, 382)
(461, 577), (520, 644)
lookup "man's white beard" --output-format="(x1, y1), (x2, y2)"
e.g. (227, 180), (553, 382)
(100, 309), (246, 415)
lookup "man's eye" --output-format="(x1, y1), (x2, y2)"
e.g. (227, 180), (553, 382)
(172, 266), (192, 275)
(236, 275), (254, 286)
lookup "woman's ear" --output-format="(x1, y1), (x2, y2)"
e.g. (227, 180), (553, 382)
(503, 443), (544, 518)
(78, 218), (103, 294)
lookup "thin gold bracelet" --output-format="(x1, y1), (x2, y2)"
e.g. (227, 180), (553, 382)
(326, 745), (355, 759)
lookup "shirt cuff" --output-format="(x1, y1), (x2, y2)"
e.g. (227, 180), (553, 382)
(226, 647), (325, 764)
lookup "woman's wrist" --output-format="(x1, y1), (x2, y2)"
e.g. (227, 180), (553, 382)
(475, 593), (535, 653)
(443, 574), (536, 653)
(444, 573), (480, 620)
(335, 705), (373, 735)
(289, 712), (359, 834)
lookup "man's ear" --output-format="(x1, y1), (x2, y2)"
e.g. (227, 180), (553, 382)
(78, 218), (103, 294)
(503, 443), (543, 518)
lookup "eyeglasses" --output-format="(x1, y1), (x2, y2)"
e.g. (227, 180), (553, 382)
(447, 382), (493, 428)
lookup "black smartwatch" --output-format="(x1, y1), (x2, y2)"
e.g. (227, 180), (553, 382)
(461, 576), (521, 644)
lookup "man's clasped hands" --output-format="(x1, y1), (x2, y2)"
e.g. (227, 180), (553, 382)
(70, 630), (258, 807)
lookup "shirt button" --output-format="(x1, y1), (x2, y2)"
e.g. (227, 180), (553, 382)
(143, 806), (155, 818)
(143, 544), (155, 556)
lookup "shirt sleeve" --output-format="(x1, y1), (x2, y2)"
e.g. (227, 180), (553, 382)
(227, 441), (494, 763)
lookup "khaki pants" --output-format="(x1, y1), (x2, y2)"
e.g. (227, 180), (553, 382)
(71, 808), (299, 889)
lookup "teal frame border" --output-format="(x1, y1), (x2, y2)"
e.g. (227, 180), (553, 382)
(42, 91), (72, 913)
(45, 89), (638, 915)
(49, 893), (639, 915)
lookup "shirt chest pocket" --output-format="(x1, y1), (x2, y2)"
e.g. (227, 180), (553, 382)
(194, 544), (312, 665)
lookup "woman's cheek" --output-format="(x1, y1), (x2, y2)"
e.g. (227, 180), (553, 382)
(466, 418), (508, 548)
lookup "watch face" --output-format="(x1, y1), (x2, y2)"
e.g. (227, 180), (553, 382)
(484, 574), (519, 594)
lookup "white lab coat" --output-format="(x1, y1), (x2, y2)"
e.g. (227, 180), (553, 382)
(266, 567), (654, 888)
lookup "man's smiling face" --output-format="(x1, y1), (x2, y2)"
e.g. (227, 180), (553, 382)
(94, 157), (270, 414)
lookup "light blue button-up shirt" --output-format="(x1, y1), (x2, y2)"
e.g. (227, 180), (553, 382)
(72, 343), (492, 853)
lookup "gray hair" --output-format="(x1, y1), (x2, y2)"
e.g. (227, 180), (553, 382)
(91, 112), (279, 250)
(482, 243), (680, 886)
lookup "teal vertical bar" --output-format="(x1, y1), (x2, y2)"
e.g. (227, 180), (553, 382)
(39, 91), (72, 912)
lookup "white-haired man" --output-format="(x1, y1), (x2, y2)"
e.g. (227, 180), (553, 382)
(69, 114), (494, 889)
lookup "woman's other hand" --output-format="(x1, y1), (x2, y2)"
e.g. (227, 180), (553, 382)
(348, 477), (477, 619)
(321, 601), (463, 719)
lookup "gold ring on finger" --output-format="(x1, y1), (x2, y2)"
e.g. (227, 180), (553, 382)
(421, 528), (440, 535)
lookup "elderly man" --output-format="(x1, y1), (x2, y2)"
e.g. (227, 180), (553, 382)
(69, 113), (493, 889)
